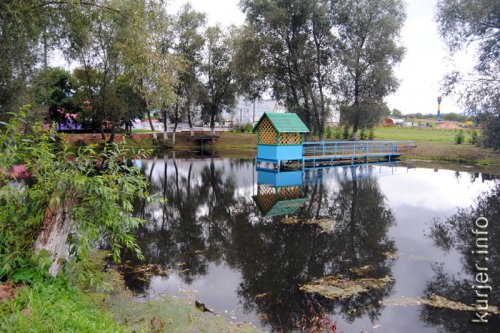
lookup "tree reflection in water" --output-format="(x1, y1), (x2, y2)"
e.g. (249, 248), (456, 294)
(127, 158), (397, 331)
(424, 183), (500, 332)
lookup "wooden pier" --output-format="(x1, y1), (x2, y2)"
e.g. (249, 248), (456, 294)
(301, 141), (416, 169)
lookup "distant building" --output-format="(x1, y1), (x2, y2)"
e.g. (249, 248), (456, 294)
(222, 97), (285, 125)
(384, 117), (404, 126)
(224, 96), (340, 126)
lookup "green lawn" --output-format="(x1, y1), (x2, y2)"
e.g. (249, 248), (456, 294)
(373, 126), (472, 142)
(131, 128), (156, 133)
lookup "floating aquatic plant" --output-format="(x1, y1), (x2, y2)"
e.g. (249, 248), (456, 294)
(281, 217), (335, 233)
(300, 275), (393, 300)
(383, 294), (500, 314)
(349, 265), (375, 276)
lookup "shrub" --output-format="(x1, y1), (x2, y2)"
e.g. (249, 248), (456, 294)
(342, 125), (350, 139)
(368, 128), (375, 140)
(231, 123), (253, 133)
(334, 126), (342, 139)
(470, 129), (479, 145)
(326, 126), (333, 139)
(359, 128), (366, 140)
(311, 127), (318, 138)
(244, 123), (253, 133)
(478, 111), (500, 150)
(0, 111), (151, 281)
(455, 130), (465, 144)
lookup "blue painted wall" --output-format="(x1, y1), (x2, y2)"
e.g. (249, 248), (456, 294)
(257, 145), (303, 161)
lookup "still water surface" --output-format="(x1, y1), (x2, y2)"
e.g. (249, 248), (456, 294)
(126, 158), (499, 332)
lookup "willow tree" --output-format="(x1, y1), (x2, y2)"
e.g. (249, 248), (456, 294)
(240, 0), (335, 139)
(121, 0), (179, 143)
(436, 0), (500, 149)
(0, 1), (134, 130)
(332, 0), (406, 140)
(232, 25), (267, 124)
(0, 1), (65, 122)
(37, 1), (135, 142)
(0, 113), (150, 277)
(171, 4), (206, 141)
(199, 26), (236, 135)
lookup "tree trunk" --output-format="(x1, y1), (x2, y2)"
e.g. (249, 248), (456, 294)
(210, 113), (215, 136)
(43, 32), (48, 70)
(172, 104), (179, 145)
(99, 119), (106, 141)
(352, 119), (360, 141)
(187, 106), (194, 137)
(252, 98), (256, 123)
(352, 65), (361, 141)
(162, 109), (169, 142)
(162, 154), (168, 226)
(108, 123), (115, 143)
(146, 109), (158, 142)
(33, 190), (79, 276)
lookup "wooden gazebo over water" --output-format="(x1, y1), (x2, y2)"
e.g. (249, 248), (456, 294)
(253, 112), (309, 169)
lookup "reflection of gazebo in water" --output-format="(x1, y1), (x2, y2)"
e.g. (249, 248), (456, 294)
(253, 170), (307, 218)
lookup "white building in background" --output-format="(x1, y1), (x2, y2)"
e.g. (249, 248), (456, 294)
(222, 96), (340, 126)
(132, 96), (341, 130)
(222, 97), (286, 125)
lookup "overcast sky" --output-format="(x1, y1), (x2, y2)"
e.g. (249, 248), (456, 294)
(167, 0), (474, 115)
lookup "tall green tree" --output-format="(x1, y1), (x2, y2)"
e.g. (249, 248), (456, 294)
(0, 1), (58, 121)
(32, 67), (80, 126)
(0, 1), (129, 125)
(199, 26), (236, 135)
(232, 25), (267, 124)
(241, 0), (335, 138)
(121, 0), (179, 143)
(171, 4), (206, 142)
(64, 2), (133, 141)
(333, 0), (406, 139)
(425, 183), (500, 331)
(436, 0), (500, 149)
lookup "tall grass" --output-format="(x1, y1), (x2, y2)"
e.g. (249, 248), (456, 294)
(374, 126), (473, 142)
(0, 280), (129, 333)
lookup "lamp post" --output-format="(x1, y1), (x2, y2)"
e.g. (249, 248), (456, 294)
(437, 96), (442, 122)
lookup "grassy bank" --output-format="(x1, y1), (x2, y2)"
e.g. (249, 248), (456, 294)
(0, 254), (260, 333)
(371, 127), (499, 171)
(373, 126), (468, 142)
(0, 280), (128, 333)
(67, 127), (499, 171)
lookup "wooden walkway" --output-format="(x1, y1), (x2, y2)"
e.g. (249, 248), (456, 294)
(302, 141), (416, 168)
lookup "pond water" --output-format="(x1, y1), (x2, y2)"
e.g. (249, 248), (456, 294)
(125, 157), (499, 332)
